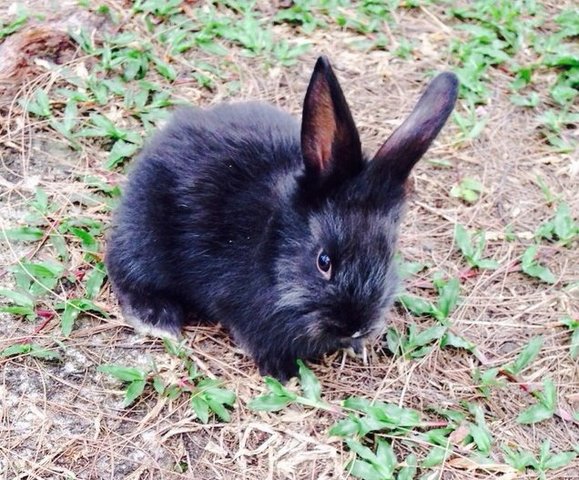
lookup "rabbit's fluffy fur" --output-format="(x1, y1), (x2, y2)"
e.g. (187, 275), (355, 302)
(106, 57), (458, 380)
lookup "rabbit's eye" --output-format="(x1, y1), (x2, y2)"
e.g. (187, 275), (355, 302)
(317, 249), (332, 279)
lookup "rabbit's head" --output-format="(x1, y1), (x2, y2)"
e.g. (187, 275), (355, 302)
(271, 57), (458, 352)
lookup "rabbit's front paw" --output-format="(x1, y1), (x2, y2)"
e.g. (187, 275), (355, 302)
(258, 356), (300, 383)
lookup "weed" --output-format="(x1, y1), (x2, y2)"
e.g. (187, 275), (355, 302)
(249, 360), (329, 412)
(163, 339), (237, 422)
(393, 38), (414, 59)
(452, 104), (488, 141)
(0, 289), (36, 319)
(3, 226), (45, 242)
(533, 175), (556, 205)
(520, 245), (556, 284)
(397, 258), (428, 280)
(330, 397), (421, 438)
(275, 0), (329, 33)
(99, 339), (236, 421)
(56, 298), (106, 337)
(345, 438), (415, 480)
(385, 324), (446, 359)
(448, 0), (578, 151)
(516, 378), (557, 424)
(98, 364), (150, 407)
(467, 403), (493, 455)
(49, 101), (80, 145)
(504, 336), (543, 376)
(473, 367), (506, 398)
(21, 89), (52, 118)
(536, 110), (579, 152)
(0, 10), (29, 39)
(450, 177), (483, 203)
(398, 277), (461, 324)
(250, 363), (526, 478)
(535, 203), (578, 246)
(330, 395), (439, 479)
(510, 64), (533, 91)
(503, 440), (576, 479)
(421, 443), (449, 468)
(510, 92), (540, 108)
(0, 191), (110, 335)
(133, 0), (183, 19)
(1, 343), (61, 361)
(454, 224), (499, 270)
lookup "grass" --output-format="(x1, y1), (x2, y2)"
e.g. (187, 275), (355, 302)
(0, 0), (577, 478)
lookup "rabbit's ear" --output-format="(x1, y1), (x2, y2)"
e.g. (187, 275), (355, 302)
(301, 56), (363, 181)
(369, 72), (458, 183)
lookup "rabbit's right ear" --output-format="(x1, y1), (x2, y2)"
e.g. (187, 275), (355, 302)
(368, 72), (458, 185)
(300, 56), (363, 184)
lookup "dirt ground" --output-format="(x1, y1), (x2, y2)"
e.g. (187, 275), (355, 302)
(0, 1), (577, 479)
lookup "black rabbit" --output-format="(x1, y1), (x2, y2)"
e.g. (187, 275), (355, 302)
(106, 56), (458, 380)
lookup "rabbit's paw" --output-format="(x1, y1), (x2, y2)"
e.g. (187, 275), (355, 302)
(117, 288), (185, 339)
(258, 355), (300, 383)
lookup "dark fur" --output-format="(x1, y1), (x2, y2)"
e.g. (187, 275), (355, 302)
(106, 57), (458, 380)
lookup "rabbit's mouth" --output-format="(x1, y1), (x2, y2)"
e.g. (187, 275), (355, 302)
(350, 327), (374, 339)
(349, 321), (386, 340)
(350, 329), (367, 339)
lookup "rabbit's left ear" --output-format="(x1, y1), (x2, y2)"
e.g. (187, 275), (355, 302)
(301, 56), (363, 182)
(369, 72), (459, 183)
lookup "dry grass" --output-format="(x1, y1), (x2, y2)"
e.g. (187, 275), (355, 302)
(0, 0), (577, 479)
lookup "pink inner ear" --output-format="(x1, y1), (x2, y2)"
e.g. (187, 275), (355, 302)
(304, 80), (337, 173)
(315, 140), (332, 171)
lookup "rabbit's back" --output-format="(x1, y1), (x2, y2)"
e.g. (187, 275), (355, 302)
(106, 102), (301, 309)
